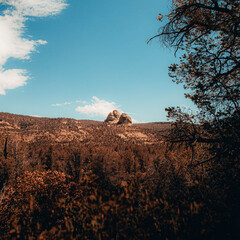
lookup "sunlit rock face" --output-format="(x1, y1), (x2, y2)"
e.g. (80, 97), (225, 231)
(104, 110), (121, 124)
(118, 113), (132, 125)
(104, 110), (132, 125)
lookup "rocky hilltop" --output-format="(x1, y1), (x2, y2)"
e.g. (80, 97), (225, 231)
(104, 110), (121, 124)
(104, 110), (132, 125)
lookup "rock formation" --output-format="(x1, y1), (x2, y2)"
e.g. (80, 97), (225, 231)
(118, 113), (132, 125)
(104, 110), (121, 124)
(104, 110), (132, 125)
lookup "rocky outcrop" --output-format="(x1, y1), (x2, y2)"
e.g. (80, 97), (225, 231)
(118, 113), (132, 125)
(104, 110), (132, 125)
(104, 110), (121, 124)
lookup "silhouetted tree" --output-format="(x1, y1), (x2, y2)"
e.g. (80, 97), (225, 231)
(3, 138), (7, 159)
(150, 0), (240, 165)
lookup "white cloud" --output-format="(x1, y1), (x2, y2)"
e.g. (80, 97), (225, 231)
(0, 0), (68, 95)
(75, 96), (121, 117)
(2, 0), (68, 17)
(0, 68), (28, 94)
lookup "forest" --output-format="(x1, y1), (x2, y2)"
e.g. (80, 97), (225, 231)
(0, 0), (239, 239)
(0, 112), (239, 239)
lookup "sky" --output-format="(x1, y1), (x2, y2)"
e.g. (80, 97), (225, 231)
(0, 0), (194, 123)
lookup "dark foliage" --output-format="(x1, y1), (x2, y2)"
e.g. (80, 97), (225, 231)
(0, 113), (240, 239)
(149, 0), (239, 165)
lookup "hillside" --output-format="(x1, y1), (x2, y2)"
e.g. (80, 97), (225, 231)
(0, 112), (239, 240)
(0, 112), (171, 187)
(0, 112), (170, 145)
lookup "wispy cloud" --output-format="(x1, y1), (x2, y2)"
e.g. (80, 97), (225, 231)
(75, 96), (121, 118)
(51, 103), (62, 107)
(51, 101), (72, 107)
(51, 100), (88, 107)
(75, 100), (87, 104)
(0, 0), (68, 95)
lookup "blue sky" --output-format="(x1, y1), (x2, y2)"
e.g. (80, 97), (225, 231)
(0, 0), (194, 122)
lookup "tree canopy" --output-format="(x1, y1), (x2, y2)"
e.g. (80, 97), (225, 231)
(150, 0), (240, 164)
